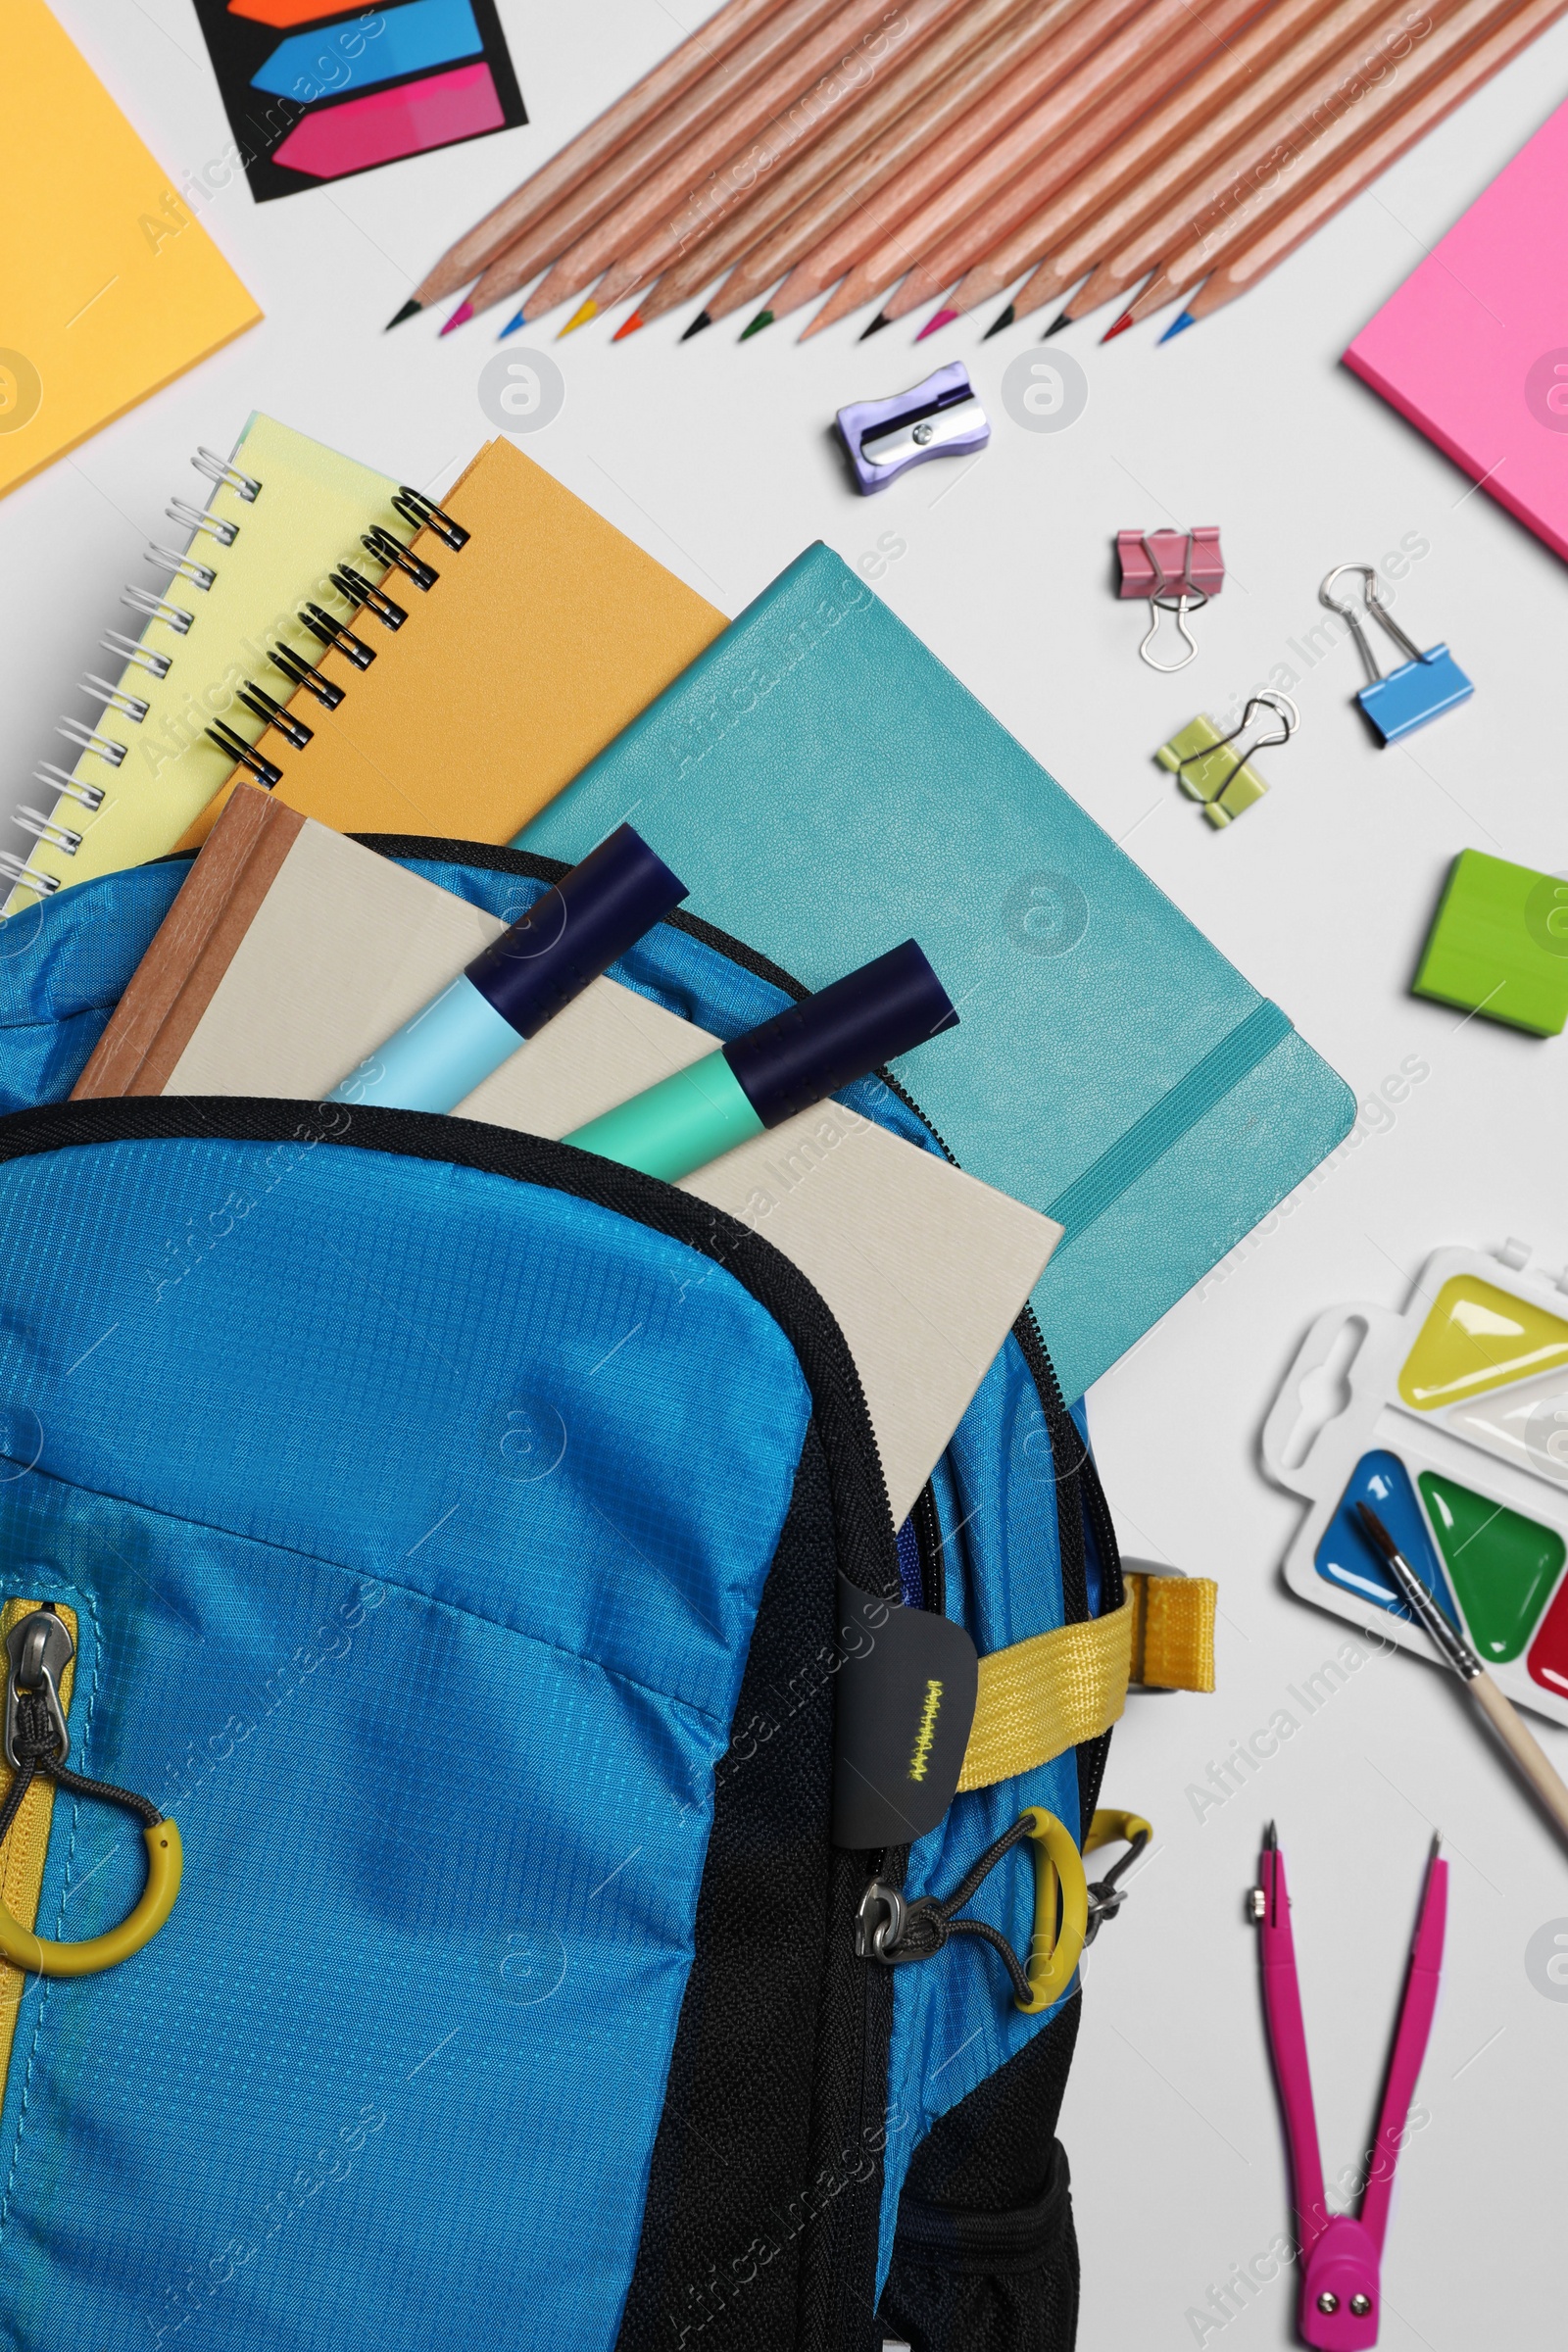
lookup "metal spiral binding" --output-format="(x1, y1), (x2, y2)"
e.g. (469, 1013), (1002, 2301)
(206, 721), (281, 790)
(167, 496), (240, 547)
(269, 644), (344, 710)
(235, 683), (313, 750)
(362, 526), (438, 592)
(13, 808), (82, 856)
(33, 762), (105, 812)
(0, 853), (60, 896)
(4, 439), (270, 917)
(330, 565), (407, 630)
(145, 543), (216, 593)
(191, 447), (261, 502)
(78, 672), (149, 724)
(121, 584), (193, 634)
(392, 487), (468, 551)
(55, 717), (127, 768)
(301, 605), (375, 669)
(100, 628), (172, 679)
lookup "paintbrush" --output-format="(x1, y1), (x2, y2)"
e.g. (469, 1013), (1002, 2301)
(1355, 1501), (1568, 1844)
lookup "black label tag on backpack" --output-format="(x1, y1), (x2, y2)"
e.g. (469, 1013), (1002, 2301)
(832, 1576), (979, 1850)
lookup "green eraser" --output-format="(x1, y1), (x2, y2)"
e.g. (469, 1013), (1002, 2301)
(1412, 849), (1568, 1037)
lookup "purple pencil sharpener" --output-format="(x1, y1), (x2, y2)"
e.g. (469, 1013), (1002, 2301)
(836, 363), (991, 495)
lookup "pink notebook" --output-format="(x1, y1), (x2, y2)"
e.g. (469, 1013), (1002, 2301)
(1345, 99), (1568, 564)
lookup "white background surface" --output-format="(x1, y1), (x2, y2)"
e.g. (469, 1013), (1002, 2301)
(5, 5), (1568, 2345)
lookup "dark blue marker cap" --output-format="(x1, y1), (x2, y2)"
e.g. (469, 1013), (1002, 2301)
(722, 940), (956, 1130)
(465, 825), (687, 1038)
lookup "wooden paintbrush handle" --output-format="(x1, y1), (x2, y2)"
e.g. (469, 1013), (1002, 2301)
(1471, 1671), (1568, 1843)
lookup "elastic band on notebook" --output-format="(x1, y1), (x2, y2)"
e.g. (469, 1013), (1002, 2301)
(1046, 1000), (1294, 1248)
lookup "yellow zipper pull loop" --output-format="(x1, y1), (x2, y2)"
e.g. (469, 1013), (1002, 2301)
(0, 1606), (182, 1978)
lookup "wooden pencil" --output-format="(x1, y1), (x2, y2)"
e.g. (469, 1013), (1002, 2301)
(514, 0), (926, 329)
(883, 0), (1266, 332)
(394, 0), (833, 324)
(1164, 0), (1568, 332)
(627, 0), (1046, 337)
(769, 0), (1133, 334)
(1111, 0), (1525, 332)
(806, 0), (1210, 336)
(446, 0), (882, 330)
(1053, 0), (1474, 329)
(589, 0), (974, 334)
(950, 0), (1381, 329)
(719, 0), (1091, 333)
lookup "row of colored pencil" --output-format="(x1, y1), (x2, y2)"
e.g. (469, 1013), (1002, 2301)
(392, 0), (1565, 346)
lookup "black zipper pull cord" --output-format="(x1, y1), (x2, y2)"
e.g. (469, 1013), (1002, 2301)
(0, 1610), (162, 1848)
(857, 1816), (1038, 2005)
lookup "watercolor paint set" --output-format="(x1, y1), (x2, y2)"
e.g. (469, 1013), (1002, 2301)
(1264, 1243), (1568, 1725)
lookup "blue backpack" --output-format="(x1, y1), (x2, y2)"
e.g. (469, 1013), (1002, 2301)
(0, 840), (1188, 2352)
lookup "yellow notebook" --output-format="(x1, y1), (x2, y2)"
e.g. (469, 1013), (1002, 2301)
(0, 0), (260, 500)
(3, 415), (401, 917)
(179, 438), (727, 851)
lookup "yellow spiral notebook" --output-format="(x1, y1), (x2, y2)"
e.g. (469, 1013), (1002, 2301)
(0, 0), (260, 500)
(3, 415), (401, 917)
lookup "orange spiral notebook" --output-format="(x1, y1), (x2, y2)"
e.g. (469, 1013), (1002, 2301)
(179, 438), (726, 850)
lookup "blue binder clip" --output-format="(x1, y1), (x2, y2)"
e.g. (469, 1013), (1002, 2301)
(1319, 564), (1473, 746)
(836, 363), (990, 495)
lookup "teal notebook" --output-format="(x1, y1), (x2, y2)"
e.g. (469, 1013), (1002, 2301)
(520, 545), (1353, 1402)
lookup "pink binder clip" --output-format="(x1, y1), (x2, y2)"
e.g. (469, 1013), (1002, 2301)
(1115, 528), (1224, 670)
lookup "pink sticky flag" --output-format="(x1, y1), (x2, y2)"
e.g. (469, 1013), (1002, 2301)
(272, 61), (503, 180)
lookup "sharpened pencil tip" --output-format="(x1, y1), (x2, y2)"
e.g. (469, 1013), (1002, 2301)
(498, 311), (524, 340)
(681, 311), (711, 342)
(1262, 1821), (1277, 1849)
(982, 304), (1015, 341)
(1160, 310), (1197, 343)
(916, 308), (957, 342)
(739, 310), (773, 341)
(1042, 309), (1072, 339)
(612, 311), (645, 343)
(1101, 311), (1134, 344)
(560, 298), (598, 338)
(859, 312), (890, 341)
(386, 298), (421, 330)
(439, 299), (474, 337)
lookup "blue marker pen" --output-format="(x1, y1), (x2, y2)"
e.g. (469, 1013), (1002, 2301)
(563, 940), (956, 1182)
(328, 825), (687, 1110)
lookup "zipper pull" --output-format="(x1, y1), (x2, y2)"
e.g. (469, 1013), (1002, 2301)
(4, 1603), (74, 1768)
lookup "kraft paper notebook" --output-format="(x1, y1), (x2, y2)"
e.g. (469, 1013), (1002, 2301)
(1345, 99), (1568, 564)
(74, 788), (1060, 1524)
(4, 415), (400, 918)
(0, 0), (261, 502)
(520, 544), (1356, 1404)
(180, 438), (726, 853)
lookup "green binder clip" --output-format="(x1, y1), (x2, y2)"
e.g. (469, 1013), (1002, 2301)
(1155, 692), (1298, 828)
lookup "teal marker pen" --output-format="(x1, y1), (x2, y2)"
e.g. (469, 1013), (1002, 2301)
(564, 940), (956, 1182)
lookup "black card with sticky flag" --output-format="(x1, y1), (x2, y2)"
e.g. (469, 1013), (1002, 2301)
(192, 0), (525, 204)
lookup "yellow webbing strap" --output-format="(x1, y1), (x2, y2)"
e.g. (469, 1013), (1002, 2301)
(957, 1574), (1216, 1793)
(1128, 1571), (1217, 1692)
